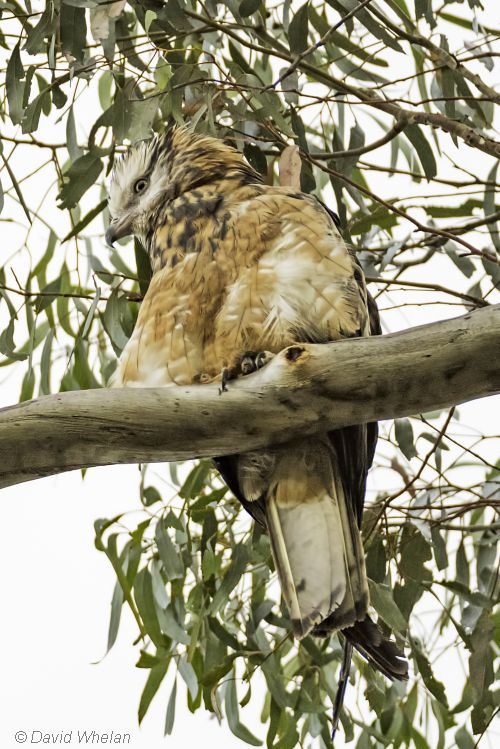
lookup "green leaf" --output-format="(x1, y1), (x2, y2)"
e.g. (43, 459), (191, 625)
(60, 5), (87, 61)
(138, 656), (170, 724)
(150, 559), (168, 608)
(350, 206), (398, 236)
(0, 319), (28, 361)
(52, 84), (67, 110)
(412, 727), (431, 749)
(484, 163), (500, 253)
(368, 579), (407, 633)
(34, 277), (62, 314)
(439, 11), (498, 36)
(81, 291), (100, 342)
(101, 289), (130, 354)
(288, 3), (309, 54)
(426, 199), (482, 219)
(411, 639), (448, 707)
(23, 8), (54, 55)
(180, 461), (212, 500)
(156, 604), (190, 645)
(162, 0), (193, 32)
(20, 368), (35, 401)
(366, 537), (386, 582)
(107, 578), (125, 654)
(444, 242), (475, 279)
(6, 43), (25, 124)
(127, 97), (159, 143)
(142, 486), (162, 507)
(62, 200), (107, 242)
(164, 678), (177, 735)
(400, 526), (432, 581)
(309, 8), (388, 66)
(134, 238), (152, 296)
(415, 0), (434, 27)
(66, 105), (83, 163)
(71, 339), (100, 389)
(134, 568), (164, 647)
(261, 656), (292, 710)
(430, 527), (448, 571)
(56, 267), (76, 338)
(331, 0), (403, 52)
(455, 727), (475, 749)
(404, 124), (437, 181)
(178, 655), (198, 700)
(469, 611), (494, 700)
(156, 518), (184, 580)
(136, 650), (162, 669)
(440, 68), (456, 120)
(57, 154), (103, 210)
(239, 0), (260, 16)
(201, 653), (239, 687)
(456, 540), (470, 587)
(225, 676), (262, 746)
(438, 580), (493, 610)
(210, 544), (249, 614)
(144, 9), (157, 33)
(22, 91), (49, 133)
(30, 230), (57, 285)
(395, 418), (417, 460)
(39, 328), (54, 395)
(154, 60), (172, 90)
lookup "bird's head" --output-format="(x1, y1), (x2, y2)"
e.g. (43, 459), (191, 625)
(106, 132), (170, 247)
(106, 127), (259, 248)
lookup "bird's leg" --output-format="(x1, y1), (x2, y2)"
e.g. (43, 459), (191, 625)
(218, 350), (275, 395)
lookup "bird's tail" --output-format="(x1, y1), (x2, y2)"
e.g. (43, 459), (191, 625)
(264, 443), (369, 639)
(263, 441), (408, 682)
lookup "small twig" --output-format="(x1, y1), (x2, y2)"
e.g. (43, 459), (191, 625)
(365, 276), (487, 308)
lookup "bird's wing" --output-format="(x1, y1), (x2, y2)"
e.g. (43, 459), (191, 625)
(214, 193), (406, 674)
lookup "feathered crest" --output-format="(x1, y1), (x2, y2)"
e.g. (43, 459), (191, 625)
(109, 126), (260, 202)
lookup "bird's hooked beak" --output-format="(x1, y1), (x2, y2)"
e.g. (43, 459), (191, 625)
(105, 217), (133, 248)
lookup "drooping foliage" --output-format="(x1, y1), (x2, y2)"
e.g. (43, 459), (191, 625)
(0, 0), (499, 746)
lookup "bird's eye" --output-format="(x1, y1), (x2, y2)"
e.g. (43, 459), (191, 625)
(134, 178), (148, 193)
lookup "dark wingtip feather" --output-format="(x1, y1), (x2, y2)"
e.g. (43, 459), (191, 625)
(343, 615), (409, 681)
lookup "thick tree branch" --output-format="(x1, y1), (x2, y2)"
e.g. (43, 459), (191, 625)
(0, 306), (498, 490)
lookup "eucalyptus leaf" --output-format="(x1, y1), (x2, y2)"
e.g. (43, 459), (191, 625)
(57, 154), (103, 210)
(368, 579), (407, 633)
(404, 125), (437, 181)
(156, 518), (184, 580)
(6, 43), (25, 124)
(138, 656), (170, 724)
(395, 418), (417, 460)
(288, 3), (309, 55)
(164, 678), (177, 735)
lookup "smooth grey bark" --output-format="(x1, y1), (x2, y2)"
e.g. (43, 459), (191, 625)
(0, 305), (498, 489)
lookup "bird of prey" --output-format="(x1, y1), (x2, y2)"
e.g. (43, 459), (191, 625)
(106, 127), (408, 688)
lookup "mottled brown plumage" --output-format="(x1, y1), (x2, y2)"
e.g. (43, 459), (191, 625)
(107, 127), (407, 681)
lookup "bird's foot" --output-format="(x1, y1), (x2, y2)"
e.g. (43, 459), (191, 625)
(218, 350), (275, 395)
(239, 350), (275, 375)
